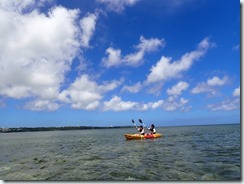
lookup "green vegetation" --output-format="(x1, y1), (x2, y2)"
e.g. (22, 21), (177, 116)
(0, 126), (132, 133)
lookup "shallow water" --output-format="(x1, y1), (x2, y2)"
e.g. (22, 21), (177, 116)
(0, 124), (240, 181)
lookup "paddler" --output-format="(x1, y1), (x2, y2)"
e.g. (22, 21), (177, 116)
(148, 124), (156, 134)
(137, 125), (145, 135)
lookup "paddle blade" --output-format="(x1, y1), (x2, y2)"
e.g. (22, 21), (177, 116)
(138, 119), (142, 123)
(132, 119), (135, 124)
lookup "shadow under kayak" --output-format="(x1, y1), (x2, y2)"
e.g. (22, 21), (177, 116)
(124, 133), (162, 140)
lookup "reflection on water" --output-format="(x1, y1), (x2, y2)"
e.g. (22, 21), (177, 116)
(0, 124), (240, 180)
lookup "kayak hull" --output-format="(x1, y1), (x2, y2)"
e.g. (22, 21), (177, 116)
(124, 133), (162, 140)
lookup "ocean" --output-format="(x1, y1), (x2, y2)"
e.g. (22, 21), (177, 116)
(0, 124), (240, 181)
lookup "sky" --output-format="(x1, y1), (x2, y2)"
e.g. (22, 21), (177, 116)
(0, 0), (241, 128)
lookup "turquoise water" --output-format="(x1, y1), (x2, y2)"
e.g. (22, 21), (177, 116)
(0, 124), (240, 181)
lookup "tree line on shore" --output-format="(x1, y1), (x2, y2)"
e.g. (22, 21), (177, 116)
(0, 125), (132, 133)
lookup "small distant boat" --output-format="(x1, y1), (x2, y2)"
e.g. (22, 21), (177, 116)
(124, 133), (162, 140)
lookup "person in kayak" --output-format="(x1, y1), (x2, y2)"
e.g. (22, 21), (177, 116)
(148, 124), (156, 134)
(137, 125), (145, 135)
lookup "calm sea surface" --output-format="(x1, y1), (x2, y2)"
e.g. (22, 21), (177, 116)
(0, 124), (240, 181)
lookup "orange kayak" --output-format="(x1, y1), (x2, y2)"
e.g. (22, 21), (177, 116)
(124, 133), (162, 140)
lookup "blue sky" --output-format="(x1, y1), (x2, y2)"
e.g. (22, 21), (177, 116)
(0, 0), (240, 127)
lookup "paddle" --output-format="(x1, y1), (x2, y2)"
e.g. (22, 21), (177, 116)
(138, 118), (147, 128)
(138, 119), (149, 133)
(131, 119), (138, 129)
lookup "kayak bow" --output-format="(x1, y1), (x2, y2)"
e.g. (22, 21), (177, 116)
(124, 133), (162, 140)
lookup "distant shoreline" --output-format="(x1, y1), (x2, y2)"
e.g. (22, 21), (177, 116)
(0, 126), (133, 133)
(0, 123), (239, 133)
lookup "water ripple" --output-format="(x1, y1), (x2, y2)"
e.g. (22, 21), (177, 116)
(0, 124), (240, 181)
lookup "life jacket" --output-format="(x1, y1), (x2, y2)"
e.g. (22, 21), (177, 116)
(138, 127), (145, 135)
(149, 127), (156, 134)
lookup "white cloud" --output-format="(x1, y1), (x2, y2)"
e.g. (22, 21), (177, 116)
(191, 82), (215, 94)
(59, 75), (122, 110)
(102, 47), (122, 68)
(146, 83), (164, 96)
(207, 76), (228, 86)
(71, 101), (100, 110)
(208, 98), (240, 111)
(102, 95), (189, 112)
(103, 96), (139, 111)
(124, 50), (144, 66)
(149, 96), (190, 112)
(0, 2), (103, 111)
(191, 76), (228, 96)
(102, 96), (165, 112)
(102, 36), (164, 67)
(145, 37), (214, 84)
(124, 36), (165, 66)
(180, 105), (192, 112)
(162, 96), (189, 111)
(79, 12), (98, 48)
(0, 4), (81, 102)
(150, 100), (164, 109)
(208, 85), (240, 111)
(233, 86), (240, 97)
(24, 99), (60, 111)
(97, 0), (140, 13)
(138, 100), (164, 111)
(167, 81), (189, 95)
(38, 0), (53, 6)
(0, 0), (35, 13)
(121, 82), (142, 93)
(136, 35), (165, 53)
(0, 0), (54, 14)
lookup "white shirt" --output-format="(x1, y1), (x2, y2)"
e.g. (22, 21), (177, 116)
(138, 127), (145, 134)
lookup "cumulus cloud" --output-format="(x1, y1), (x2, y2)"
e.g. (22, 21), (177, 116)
(102, 47), (122, 68)
(0, 0), (55, 14)
(136, 35), (165, 52)
(58, 75), (122, 110)
(191, 82), (215, 95)
(145, 37), (214, 84)
(208, 98), (240, 111)
(80, 12), (98, 48)
(102, 95), (189, 112)
(233, 86), (240, 97)
(0, 0), (35, 13)
(191, 76), (228, 96)
(97, 0), (140, 13)
(0, 5), (80, 101)
(207, 86), (240, 111)
(121, 82), (142, 93)
(167, 81), (189, 95)
(103, 96), (139, 111)
(146, 83), (164, 96)
(207, 76), (228, 86)
(24, 99), (60, 111)
(145, 96), (190, 112)
(102, 36), (165, 67)
(143, 100), (164, 111)
(180, 105), (192, 112)
(0, 1), (102, 111)
(162, 96), (189, 111)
